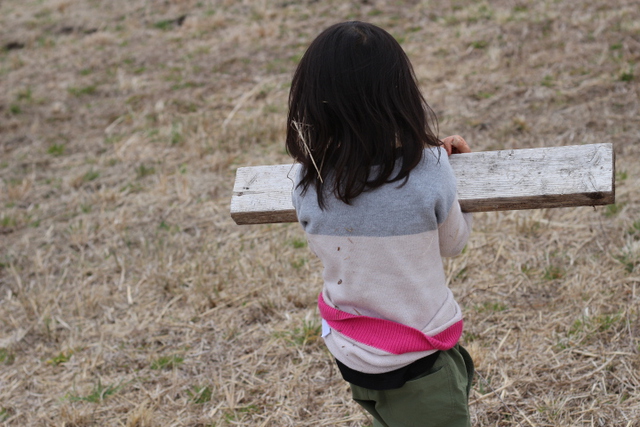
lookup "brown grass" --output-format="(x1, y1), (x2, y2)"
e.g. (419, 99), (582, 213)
(1, 0), (639, 425)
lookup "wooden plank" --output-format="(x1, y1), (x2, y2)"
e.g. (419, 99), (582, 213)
(452, 143), (615, 212)
(231, 164), (301, 225)
(230, 143), (615, 225)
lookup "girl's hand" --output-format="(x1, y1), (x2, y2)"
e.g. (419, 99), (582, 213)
(442, 135), (471, 156)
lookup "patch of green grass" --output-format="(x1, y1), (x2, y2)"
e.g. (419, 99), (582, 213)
(536, 401), (562, 420)
(47, 143), (65, 156)
(0, 407), (11, 422)
(147, 128), (160, 139)
(455, 266), (468, 280)
(289, 52), (304, 64)
(46, 349), (74, 366)
(238, 404), (258, 414)
(0, 215), (17, 229)
(136, 164), (156, 179)
(266, 57), (288, 73)
(615, 251), (637, 273)
(475, 373), (493, 395)
(616, 170), (628, 181)
(187, 385), (212, 404)
(604, 203), (624, 217)
(512, 117), (529, 132)
(291, 257), (307, 269)
(520, 264), (535, 277)
(104, 134), (124, 145)
(628, 219), (640, 236)
(289, 320), (321, 346)
(175, 101), (198, 114)
(83, 169), (100, 183)
(34, 8), (52, 19)
(67, 380), (123, 403)
(474, 91), (493, 99)
(154, 18), (183, 31)
(150, 355), (184, 370)
(476, 301), (508, 313)
(469, 4), (493, 22)
(568, 312), (624, 341)
(620, 71), (634, 82)
(223, 405), (259, 422)
(158, 221), (180, 233)
(16, 87), (32, 101)
(594, 313), (623, 332)
(568, 318), (586, 338)
(171, 81), (203, 91)
(443, 14), (460, 26)
(0, 348), (15, 365)
(470, 40), (488, 49)
(462, 331), (478, 342)
(154, 20), (172, 30)
(543, 265), (564, 281)
(68, 85), (97, 97)
(541, 74), (555, 87)
(36, 36), (55, 48)
(120, 182), (144, 194)
(289, 237), (307, 249)
(9, 104), (21, 114)
(171, 124), (183, 145)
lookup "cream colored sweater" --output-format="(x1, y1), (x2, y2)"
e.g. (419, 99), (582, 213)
(293, 147), (472, 374)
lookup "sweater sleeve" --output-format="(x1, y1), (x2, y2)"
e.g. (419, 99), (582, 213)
(433, 151), (472, 257)
(438, 201), (472, 257)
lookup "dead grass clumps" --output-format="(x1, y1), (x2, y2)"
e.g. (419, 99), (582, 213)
(1, 0), (639, 425)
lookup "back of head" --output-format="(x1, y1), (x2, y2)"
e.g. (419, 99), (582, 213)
(286, 21), (440, 207)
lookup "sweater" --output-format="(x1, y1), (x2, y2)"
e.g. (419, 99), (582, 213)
(292, 146), (472, 374)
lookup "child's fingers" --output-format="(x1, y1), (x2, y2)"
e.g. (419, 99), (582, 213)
(450, 135), (471, 154)
(442, 137), (453, 156)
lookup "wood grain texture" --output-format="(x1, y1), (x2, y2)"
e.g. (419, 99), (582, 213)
(230, 143), (615, 225)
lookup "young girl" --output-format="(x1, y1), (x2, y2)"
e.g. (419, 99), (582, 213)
(286, 21), (474, 427)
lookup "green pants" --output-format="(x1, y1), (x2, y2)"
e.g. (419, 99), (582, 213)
(349, 345), (474, 427)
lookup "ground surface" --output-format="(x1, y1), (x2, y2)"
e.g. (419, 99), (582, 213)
(1, 0), (639, 425)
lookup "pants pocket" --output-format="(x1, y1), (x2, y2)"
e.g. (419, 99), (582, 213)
(350, 347), (472, 427)
(383, 351), (469, 427)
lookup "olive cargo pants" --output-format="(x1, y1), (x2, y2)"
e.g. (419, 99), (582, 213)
(349, 345), (474, 427)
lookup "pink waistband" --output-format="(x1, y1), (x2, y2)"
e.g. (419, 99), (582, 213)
(318, 293), (462, 355)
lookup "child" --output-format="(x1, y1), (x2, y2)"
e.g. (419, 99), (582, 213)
(286, 21), (474, 427)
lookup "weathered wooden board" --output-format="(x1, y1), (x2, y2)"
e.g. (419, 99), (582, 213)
(451, 143), (615, 212)
(231, 164), (301, 225)
(231, 143), (615, 225)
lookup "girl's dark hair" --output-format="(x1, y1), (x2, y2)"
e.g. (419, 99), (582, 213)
(286, 21), (441, 208)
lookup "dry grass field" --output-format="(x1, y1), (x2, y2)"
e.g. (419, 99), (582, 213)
(1, 0), (639, 425)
